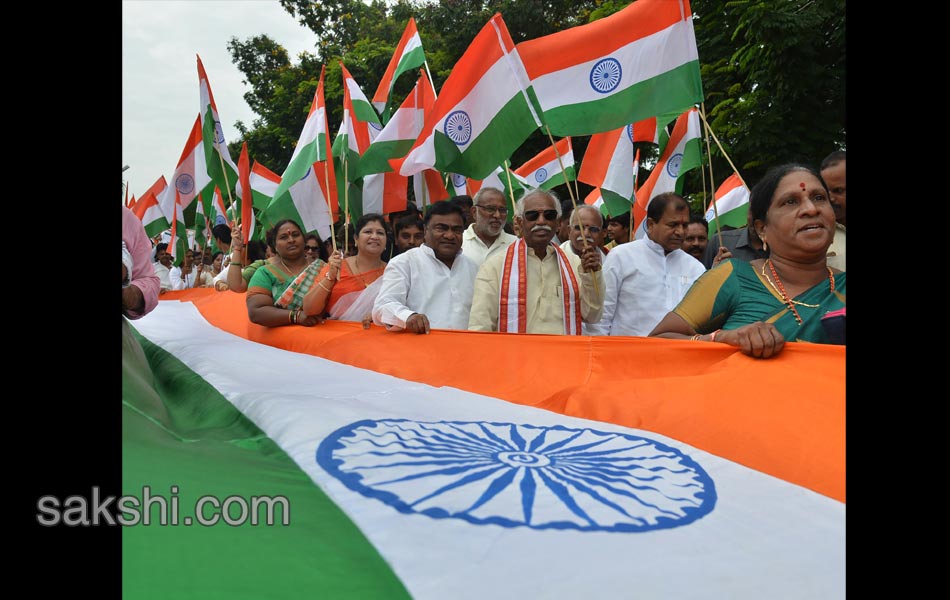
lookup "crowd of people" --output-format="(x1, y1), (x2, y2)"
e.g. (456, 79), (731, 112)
(123, 152), (846, 359)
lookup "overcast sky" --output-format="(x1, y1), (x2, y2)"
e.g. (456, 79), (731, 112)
(122, 0), (317, 202)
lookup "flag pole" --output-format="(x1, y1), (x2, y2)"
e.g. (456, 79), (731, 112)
(322, 159), (338, 254)
(213, 139), (238, 218)
(543, 124), (601, 301)
(629, 148), (640, 244)
(699, 103), (723, 248)
(343, 155), (350, 256)
(502, 162), (518, 226)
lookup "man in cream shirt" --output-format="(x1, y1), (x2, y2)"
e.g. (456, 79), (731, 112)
(460, 187), (518, 267)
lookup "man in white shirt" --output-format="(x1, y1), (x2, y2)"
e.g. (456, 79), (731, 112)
(152, 242), (173, 293)
(597, 192), (706, 337)
(373, 202), (479, 334)
(460, 187), (518, 267)
(169, 249), (211, 290)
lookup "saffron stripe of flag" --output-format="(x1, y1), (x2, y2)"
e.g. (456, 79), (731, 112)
(517, 0), (703, 136)
(705, 172), (750, 234)
(362, 171), (408, 215)
(125, 298), (845, 598)
(371, 17), (427, 121)
(133, 188), (170, 238)
(578, 126), (635, 217)
(238, 142), (255, 244)
(513, 137), (576, 191)
(393, 13), (543, 180)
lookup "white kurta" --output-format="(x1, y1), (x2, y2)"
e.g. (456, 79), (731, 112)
(460, 224), (517, 267)
(596, 237), (706, 336)
(372, 245), (480, 331)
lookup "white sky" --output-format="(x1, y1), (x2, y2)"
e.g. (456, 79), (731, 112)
(122, 0), (318, 202)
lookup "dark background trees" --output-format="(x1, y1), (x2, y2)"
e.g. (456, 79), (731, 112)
(226, 0), (844, 212)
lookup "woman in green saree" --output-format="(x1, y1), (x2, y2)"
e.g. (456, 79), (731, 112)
(650, 163), (845, 358)
(245, 219), (327, 327)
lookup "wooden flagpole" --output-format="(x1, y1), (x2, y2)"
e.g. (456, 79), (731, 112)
(699, 103), (722, 248)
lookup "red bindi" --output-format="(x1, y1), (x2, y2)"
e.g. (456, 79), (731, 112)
(799, 182), (806, 190)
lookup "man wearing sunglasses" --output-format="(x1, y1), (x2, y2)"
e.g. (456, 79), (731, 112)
(461, 187), (518, 267)
(469, 189), (604, 335)
(597, 192), (706, 337)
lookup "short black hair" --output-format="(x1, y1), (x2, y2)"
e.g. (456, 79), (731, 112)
(424, 201), (465, 226)
(605, 212), (630, 228)
(394, 214), (424, 235)
(688, 213), (708, 228)
(450, 195), (473, 210)
(212, 223), (231, 245)
(647, 192), (689, 222)
(750, 163), (826, 225)
(820, 150), (846, 171)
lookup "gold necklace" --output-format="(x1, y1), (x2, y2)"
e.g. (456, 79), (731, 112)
(280, 257), (305, 276)
(761, 260), (835, 324)
(350, 256), (381, 288)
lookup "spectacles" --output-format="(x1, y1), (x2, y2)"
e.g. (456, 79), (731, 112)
(430, 224), (466, 235)
(305, 245), (320, 252)
(476, 204), (508, 216)
(523, 209), (558, 221)
(572, 224), (603, 234)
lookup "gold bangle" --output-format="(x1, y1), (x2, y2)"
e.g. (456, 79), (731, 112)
(229, 262), (243, 268)
(318, 280), (332, 293)
(690, 334), (702, 341)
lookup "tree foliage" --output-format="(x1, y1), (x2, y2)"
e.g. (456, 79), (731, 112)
(225, 0), (845, 211)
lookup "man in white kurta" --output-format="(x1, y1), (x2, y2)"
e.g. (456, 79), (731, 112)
(597, 193), (706, 337)
(373, 203), (479, 333)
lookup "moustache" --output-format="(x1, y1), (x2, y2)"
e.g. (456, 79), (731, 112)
(530, 224), (553, 233)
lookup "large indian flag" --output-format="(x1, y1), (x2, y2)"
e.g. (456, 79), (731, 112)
(517, 0), (703, 137)
(157, 116), (214, 222)
(124, 292), (844, 598)
(360, 71), (435, 177)
(393, 13), (543, 180)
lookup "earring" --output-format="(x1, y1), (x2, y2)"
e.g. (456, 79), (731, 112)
(762, 239), (768, 253)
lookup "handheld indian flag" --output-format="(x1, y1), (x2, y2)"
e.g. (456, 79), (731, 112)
(132, 185), (170, 239)
(263, 65), (338, 241)
(161, 115), (213, 219)
(468, 161), (531, 219)
(584, 186), (608, 216)
(633, 107), (702, 237)
(372, 17), (427, 123)
(360, 70), (435, 177)
(517, 0), (703, 137)
(332, 63), (383, 184)
(362, 171), (408, 216)
(705, 172), (750, 234)
(578, 125), (637, 217)
(446, 172), (469, 197)
(393, 13), (543, 180)
(193, 192), (211, 250)
(513, 137), (575, 191)
(197, 55), (239, 206)
(125, 296), (844, 599)
(209, 186), (232, 227)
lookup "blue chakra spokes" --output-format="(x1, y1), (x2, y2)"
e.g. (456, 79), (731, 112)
(666, 153), (684, 178)
(444, 111), (473, 145)
(534, 168), (548, 184)
(317, 420), (716, 532)
(452, 173), (466, 188)
(627, 123), (635, 143)
(299, 166), (312, 182)
(590, 58), (622, 94)
(175, 173), (195, 195)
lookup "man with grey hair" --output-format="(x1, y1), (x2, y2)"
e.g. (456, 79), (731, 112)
(469, 189), (604, 335)
(461, 186), (518, 266)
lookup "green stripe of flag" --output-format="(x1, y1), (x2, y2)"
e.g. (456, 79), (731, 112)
(122, 321), (409, 599)
(543, 63), (701, 137)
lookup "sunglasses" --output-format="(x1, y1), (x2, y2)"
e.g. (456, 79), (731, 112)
(522, 209), (558, 221)
(305, 245), (320, 252)
(572, 224), (603, 234)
